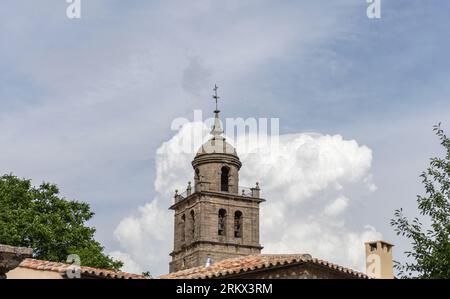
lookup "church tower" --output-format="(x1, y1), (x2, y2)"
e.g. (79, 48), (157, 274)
(169, 86), (264, 273)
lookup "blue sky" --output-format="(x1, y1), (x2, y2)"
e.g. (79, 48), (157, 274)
(1, 1), (449, 275)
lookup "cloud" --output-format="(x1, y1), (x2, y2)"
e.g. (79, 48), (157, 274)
(1, 1), (382, 267)
(109, 251), (144, 275)
(1, 1), (449, 277)
(114, 121), (381, 275)
(323, 196), (350, 217)
(112, 198), (173, 275)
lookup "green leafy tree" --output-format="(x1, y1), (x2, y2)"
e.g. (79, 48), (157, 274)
(0, 174), (123, 270)
(391, 124), (450, 278)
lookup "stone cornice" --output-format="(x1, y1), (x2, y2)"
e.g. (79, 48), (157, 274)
(170, 240), (263, 257)
(192, 153), (242, 169)
(169, 191), (265, 210)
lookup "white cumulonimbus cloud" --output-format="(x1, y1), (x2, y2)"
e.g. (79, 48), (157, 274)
(112, 122), (381, 275)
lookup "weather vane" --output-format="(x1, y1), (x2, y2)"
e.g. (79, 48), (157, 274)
(212, 84), (220, 112)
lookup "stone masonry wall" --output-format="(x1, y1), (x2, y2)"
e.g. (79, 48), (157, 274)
(170, 193), (262, 272)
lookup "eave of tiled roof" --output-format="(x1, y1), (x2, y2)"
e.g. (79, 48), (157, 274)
(159, 254), (369, 279)
(18, 258), (147, 279)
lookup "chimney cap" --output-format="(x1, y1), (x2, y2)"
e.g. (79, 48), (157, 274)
(364, 240), (394, 247)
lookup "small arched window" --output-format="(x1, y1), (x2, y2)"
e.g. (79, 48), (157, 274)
(181, 214), (186, 242)
(234, 211), (243, 238)
(190, 210), (196, 239)
(221, 167), (230, 192)
(218, 209), (227, 236)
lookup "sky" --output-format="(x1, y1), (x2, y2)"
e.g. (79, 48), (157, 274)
(1, 0), (450, 276)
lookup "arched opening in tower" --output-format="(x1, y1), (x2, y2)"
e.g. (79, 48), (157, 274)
(218, 209), (227, 236)
(190, 210), (195, 240)
(181, 214), (186, 243)
(234, 211), (243, 238)
(221, 166), (230, 192)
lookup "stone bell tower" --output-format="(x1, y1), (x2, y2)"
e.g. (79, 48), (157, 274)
(169, 86), (264, 273)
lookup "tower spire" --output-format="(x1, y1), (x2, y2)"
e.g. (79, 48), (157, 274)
(210, 84), (224, 138)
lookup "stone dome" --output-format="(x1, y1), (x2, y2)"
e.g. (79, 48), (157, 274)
(196, 137), (238, 157)
(195, 108), (238, 158)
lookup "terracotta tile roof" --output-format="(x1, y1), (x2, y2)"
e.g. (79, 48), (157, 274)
(159, 254), (369, 279)
(18, 258), (147, 279)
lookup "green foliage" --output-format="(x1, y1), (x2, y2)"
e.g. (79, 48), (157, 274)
(391, 123), (450, 278)
(0, 174), (123, 270)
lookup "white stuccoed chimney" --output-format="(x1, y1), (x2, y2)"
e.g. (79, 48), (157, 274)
(365, 240), (395, 279)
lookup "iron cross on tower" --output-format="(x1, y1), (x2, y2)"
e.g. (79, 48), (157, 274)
(213, 84), (220, 113)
